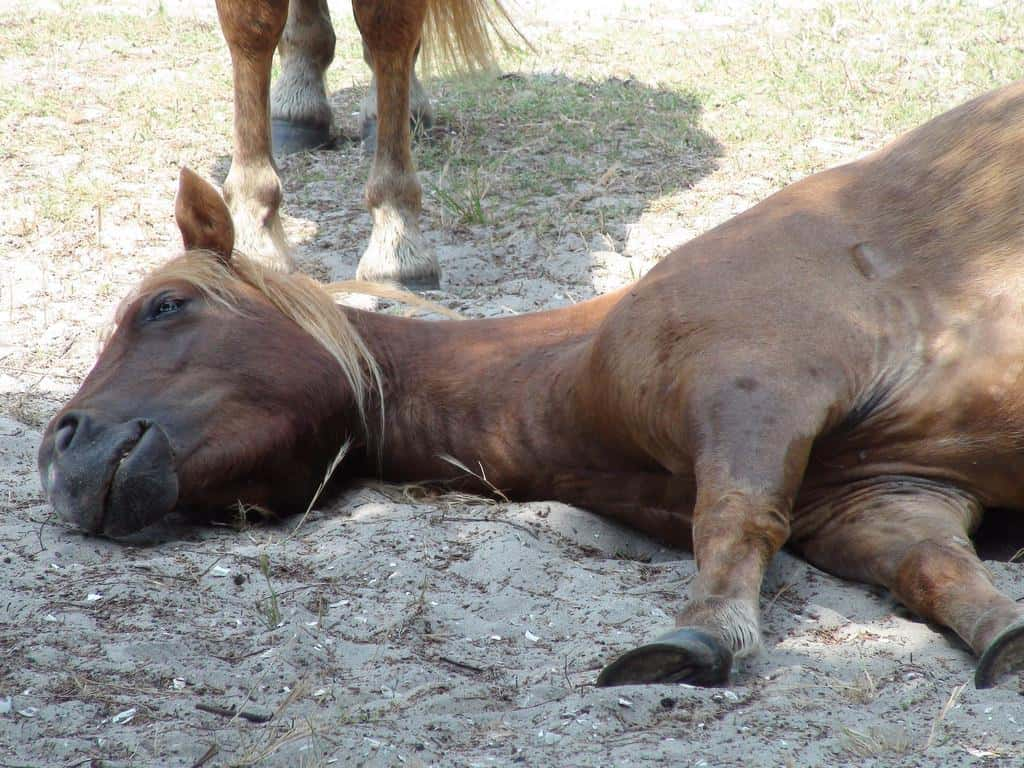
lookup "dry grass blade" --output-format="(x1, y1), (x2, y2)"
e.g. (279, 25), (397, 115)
(230, 720), (316, 768)
(189, 743), (219, 768)
(923, 683), (966, 751)
(831, 667), (877, 705)
(840, 725), (911, 758)
(438, 453), (510, 502)
(287, 437), (352, 539)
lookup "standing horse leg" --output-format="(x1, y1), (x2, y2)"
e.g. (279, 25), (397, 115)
(360, 42), (433, 155)
(598, 373), (833, 686)
(271, 0), (336, 155)
(793, 480), (1024, 688)
(352, 0), (440, 289)
(215, 0), (293, 270)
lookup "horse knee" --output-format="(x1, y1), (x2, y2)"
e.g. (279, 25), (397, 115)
(217, 0), (287, 55)
(353, 0), (426, 56)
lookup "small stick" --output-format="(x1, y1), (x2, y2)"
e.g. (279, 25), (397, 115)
(195, 702), (272, 723)
(438, 655), (486, 673)
(190, 743), (220, 768)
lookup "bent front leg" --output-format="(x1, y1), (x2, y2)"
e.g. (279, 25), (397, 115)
(599, 374), (830, 687)
(352, 0), (439, 289)
(793, 478), (1024, 689)
(215, 0), (293, 270)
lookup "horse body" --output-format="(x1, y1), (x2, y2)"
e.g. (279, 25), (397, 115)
(40, 82), (1024, 689)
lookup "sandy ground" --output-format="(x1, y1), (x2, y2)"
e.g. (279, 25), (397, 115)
(3, 1), (1024, 766)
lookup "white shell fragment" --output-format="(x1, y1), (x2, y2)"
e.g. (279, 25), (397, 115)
(111, 708), (136, 724)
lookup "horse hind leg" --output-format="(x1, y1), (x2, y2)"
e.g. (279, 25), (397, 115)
(793, 479), (1024, 689)
(352, 0), (439, 289)
(271, 0), (336, 155)
(215, 0), (293, 270)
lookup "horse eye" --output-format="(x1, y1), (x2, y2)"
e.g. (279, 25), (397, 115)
(151, 297), (184, 319)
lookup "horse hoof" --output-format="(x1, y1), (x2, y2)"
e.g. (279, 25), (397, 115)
(596, 627), (733, 687)
(975, 620), (1024, 688)
(272, 119), (333, 157)
(398, 273), (441, 292)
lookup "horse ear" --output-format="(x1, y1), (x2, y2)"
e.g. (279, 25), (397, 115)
(174, 167), (235, 261)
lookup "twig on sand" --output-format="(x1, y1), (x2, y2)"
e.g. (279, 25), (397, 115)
(195, 701), (272, 723)
(764, 581), (794, 614)
(189, 743), (219, 768)
(439, 655), (487, 673)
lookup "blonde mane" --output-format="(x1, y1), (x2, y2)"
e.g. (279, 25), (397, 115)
(121, 251), (385, 432)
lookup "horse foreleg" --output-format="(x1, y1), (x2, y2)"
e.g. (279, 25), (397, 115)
(352, 0), (440, 289)
(272, 0), (336, 155)
(216, 0), (293, 270)
(793, 479), (1024, 689)
(598, 372), (833, 687)
(360, 42), (433, 155)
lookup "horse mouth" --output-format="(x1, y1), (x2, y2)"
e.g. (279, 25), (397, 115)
(99, 437), (142, 526)
(101, 421), (180, 537)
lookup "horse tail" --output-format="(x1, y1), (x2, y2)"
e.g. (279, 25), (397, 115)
(421, 0), (528, 71)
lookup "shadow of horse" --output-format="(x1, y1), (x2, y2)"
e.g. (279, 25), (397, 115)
(208, 71), (720, 305)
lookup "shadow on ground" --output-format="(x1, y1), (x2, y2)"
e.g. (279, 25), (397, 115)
(209, 71), (720, 304)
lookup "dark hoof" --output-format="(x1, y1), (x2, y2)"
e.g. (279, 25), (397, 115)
(398, 273), (441, 292)
(596, 628), (733, 687)
(975, 620), (1024, 688)
(272, 118), (333, 157)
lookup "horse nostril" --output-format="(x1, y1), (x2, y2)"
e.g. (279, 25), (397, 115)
(54, 412), (83, 453)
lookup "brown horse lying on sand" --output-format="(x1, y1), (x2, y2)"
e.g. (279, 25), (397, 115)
(216, 0), (514, 287)
(40, 82), (1024, 690)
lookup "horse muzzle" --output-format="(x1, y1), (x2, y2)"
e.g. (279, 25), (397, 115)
(38, 412), (179, 537)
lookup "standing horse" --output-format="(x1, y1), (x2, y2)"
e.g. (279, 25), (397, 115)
(216, 0), (514, 287)
(40, 82), (1024, 689)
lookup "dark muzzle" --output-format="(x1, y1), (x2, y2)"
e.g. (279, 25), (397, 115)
(38, 412), (179, 537)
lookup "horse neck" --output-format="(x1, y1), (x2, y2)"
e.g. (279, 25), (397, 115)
(343, 288), (628, 495)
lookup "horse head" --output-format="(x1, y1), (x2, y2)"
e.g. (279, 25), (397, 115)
(38, 169), (376, 536)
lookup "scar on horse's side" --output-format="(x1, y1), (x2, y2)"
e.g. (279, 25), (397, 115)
(41, 81), (1024, 689)
(215, 0), (518, 287)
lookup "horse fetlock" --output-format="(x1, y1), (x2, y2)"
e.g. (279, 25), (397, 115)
(271, 62), (333, 129)
(968, 604), (1024, 656)
(223, 180), (292, 271)
(676, 597), (763, 658)
(357, 203), (438, 288)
